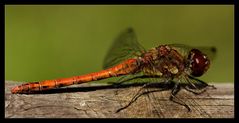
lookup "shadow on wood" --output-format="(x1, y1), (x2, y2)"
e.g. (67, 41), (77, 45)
(5, 81), (234, 118)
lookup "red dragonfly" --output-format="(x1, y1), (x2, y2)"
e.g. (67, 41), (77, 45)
(11, 28), (216, 113)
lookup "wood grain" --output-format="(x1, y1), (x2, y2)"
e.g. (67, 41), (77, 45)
(5, 81), (234, 118)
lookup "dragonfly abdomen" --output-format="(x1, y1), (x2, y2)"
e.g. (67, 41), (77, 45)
(11, 58), (139, 94)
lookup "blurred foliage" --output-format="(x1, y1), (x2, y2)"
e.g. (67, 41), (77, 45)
(5, 5), (234, 83)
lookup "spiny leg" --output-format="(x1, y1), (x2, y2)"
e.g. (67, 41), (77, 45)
(188, 75), (216, 89)
(169, 82), (191, 112)
(183, 77), (216, 108)
(115, 82), (171, 113)
(183, 76), (215, 95)
(115, 83), (149, 113)
(184, 76), (216, 95)
(184, 85), (207, 95)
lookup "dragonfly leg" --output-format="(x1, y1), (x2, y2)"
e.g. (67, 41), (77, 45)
(188, 75), (216, 89)
(184, 85), (207, 95)
(115, 83), (149, 113)
(115, 82), (170, 113)
(169, 83), (191, 112)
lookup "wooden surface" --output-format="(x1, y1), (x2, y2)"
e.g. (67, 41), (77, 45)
(5, 81), (234, 118)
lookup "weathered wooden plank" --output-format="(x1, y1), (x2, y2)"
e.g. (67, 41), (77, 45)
(5, 81), (234, 118)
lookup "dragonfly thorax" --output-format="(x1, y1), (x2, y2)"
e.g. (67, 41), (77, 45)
(139, 45), (186, 78)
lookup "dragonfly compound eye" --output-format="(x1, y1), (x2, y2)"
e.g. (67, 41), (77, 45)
(188, 49), (210, 77)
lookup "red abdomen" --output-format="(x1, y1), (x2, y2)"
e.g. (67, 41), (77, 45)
(11, 58), (139, 94)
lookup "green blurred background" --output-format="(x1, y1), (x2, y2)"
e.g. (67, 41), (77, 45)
(5, 5), (234, 83)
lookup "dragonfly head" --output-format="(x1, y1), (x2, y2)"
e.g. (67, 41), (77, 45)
(188, 49), (210, 77)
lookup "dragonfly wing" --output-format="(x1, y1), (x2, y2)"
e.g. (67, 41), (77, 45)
(169, 44), (217, 61)
(113, 78), (171, 117)
(181, 91), (212, 118)
(195, 46), (217, 62)
(109, 72), (167, 86)
(103, 28), (146, 69)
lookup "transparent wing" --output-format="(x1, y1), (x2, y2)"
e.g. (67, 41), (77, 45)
(183, 93), (212, 118)
(113, 80), (170, 117)
(111, 73), (215, 117)
(113, 80), (213, 118)
(103, 28), (146, 69)
(169, 44), (217, 61)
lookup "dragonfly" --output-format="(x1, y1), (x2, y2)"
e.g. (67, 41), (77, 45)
(11, 28), (216, 115)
